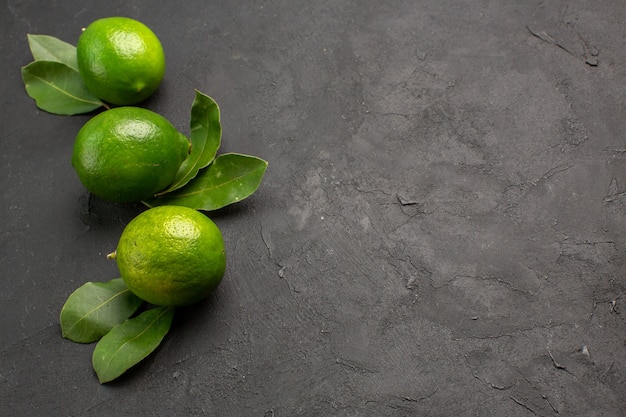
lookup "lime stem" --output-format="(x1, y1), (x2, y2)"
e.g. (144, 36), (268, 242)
(106, 251), (117, 260)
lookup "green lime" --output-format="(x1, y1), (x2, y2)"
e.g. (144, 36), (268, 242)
(113, 206), (226, 306)
(71, 106), (190, 202)
(77, 17), (165, 105)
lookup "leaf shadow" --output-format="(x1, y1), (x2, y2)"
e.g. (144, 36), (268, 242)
(201, 195), (260, 220)
(98, 290), (224, 387)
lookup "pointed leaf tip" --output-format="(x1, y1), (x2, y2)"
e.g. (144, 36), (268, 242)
(159, 91), (222, 194)
(145, 153), (268, 211)
(92, 306), (175, 383)
(27, 34), (79, 70)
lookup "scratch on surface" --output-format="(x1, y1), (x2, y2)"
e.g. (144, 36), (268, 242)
(513, 367), (562, 414)
(526, 23), (599, 66)
(557, 238), (617, 265)
(590, 295), (622, 318)
(393, 389), (438, 403)
(542, 393), (559, 413)
(430, 274), (533, 296)
(454, 322), (568, 341)
(600, 361), (615, 379)
(414, 388), (438, 402)
(604, 192), (625, 202)
(471, 371), (509, 391)
(353, 182), (394, 197)
(530, 164), (572, 186)
(548, 349), (577, 378)
(260, 221), (274, 259)
(574, 27), (600, 66)
(526, 25), (576, 56)
(336, 357), (378, 374)
(396, 193), (420, 206)
(1, 323), (56, 353)
(7, 3), (34, 32)
(510, 395), (539, 416)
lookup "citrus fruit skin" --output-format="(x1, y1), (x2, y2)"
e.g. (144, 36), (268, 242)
(77, 17), (165, 105)
(71, 107), (190, 202)
(115, 206), (226, 307)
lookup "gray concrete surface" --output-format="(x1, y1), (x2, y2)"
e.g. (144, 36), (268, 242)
(1, 1), (625, 416)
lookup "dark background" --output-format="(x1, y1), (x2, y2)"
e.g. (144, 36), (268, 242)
(1, 1), (625, 416)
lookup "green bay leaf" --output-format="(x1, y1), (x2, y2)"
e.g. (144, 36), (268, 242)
(159, 90), (222, 194)
(60, 278), (144, 344)
(92, 306), (175, 384)
(27, 34), (79, 70)
(145, 153), (268, 211)
(21, 60), (104, 115)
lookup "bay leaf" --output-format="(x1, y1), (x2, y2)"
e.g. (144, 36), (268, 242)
(27, 34), (79, 70)
(92, 306), (175, 384)
(60, 278), (143, 344)
(21, 60), (104, 115)
(145, 153), (268, 211)
(159, 90), (222, 194)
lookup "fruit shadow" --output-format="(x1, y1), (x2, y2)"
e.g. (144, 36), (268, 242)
(78, 192), (146, 229)
(168, 288), (225, 337)
(79, 190), (259, 227)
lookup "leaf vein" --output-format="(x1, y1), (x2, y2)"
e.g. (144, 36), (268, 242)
(169, 165), (265, 198)
(30, 72), (102, 106)
(63, 289), (131, 336)
(101, 307), (173, 373)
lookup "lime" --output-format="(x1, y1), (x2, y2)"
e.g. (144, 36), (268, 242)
(113, 206), (226, 306)
(71, 106), (190, 202)
(77, 17), (165, 105)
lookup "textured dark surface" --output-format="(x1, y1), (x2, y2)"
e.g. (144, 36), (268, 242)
(2, 1), (625, 416)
